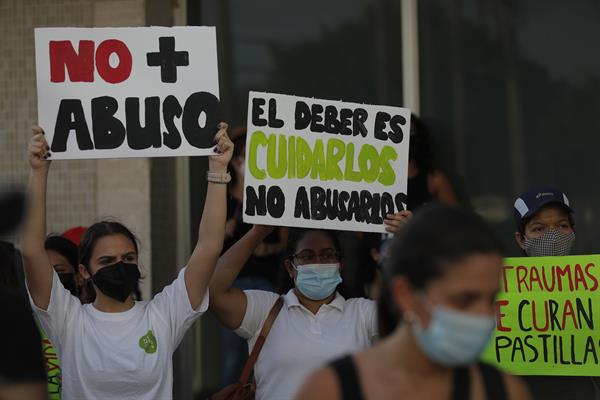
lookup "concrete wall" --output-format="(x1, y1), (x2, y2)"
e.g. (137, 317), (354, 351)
(0, 0), (154, 299)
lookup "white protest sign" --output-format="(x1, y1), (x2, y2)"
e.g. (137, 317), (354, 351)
(243, 92), (411, 233)
(35, 27), (220, 160)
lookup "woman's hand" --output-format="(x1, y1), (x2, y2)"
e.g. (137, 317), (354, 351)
(383, 210), (413, 235)
(251, 224), (275, 238)
(208, 122), (233, 173)
(28, 126), (51, 172)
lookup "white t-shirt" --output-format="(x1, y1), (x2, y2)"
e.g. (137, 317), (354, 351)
(236, 289), (377, 400)
(30, 267), (208, 400)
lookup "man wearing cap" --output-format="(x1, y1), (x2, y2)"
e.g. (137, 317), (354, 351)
(513, 187), (575, 257)
(513, 187), (600, 399)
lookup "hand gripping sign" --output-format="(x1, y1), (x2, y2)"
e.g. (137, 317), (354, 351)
(243, 92), (411, 233)
(35, 27), (220, 159)
(481, 255), (600, 376)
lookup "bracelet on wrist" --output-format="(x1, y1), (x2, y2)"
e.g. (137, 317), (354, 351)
(207, 171), (231, 184)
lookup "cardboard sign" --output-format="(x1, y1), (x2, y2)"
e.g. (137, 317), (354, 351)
(35, 27), (220, 160)
(481, 255), (600, 376)
(242, 92), (411, 233)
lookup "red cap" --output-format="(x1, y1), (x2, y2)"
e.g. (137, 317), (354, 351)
(62, 226), (87, 246)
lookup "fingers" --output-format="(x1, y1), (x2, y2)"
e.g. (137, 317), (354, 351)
(28, 139), (50, 160)
(213, 122), (232, 154)
(383, 210), (413, 233)
(399, 210), (413, 218)
(384, 210), (412, 222)
(385, 225), (398, 234)
(31, 125), (44, 135)
(213, 122), (229, 142)
(215, 135), (233, 154)
(30, 127), (50, 158)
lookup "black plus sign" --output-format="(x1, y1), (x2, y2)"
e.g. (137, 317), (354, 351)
(146, 36), (189, 83)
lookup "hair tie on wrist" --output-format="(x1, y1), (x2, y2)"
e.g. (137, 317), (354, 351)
(207, 171), (231, 184)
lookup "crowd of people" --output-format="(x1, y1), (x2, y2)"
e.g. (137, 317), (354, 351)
(0, 116), (597, 400)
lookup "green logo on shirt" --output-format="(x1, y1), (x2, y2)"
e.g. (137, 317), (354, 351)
(139, 330), (157, 354)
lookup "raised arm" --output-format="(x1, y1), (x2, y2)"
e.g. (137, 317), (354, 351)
(209, 225), (274, 329)
(184, 122), (233, 310)
(20, 127), (53, 310)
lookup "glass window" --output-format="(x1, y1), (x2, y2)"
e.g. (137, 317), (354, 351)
(202, 0), (404, 124)
(419, 0), (600, 255)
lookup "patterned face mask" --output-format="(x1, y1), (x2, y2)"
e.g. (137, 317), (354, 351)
(523, 229), (575, 257)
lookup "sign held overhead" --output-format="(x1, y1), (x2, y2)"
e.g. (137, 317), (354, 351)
(35, 26), (220, 159)
(243, 91), (411, 233)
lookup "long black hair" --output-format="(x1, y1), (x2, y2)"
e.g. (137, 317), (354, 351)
(378, 203), (504, 337)
(409, 114), (434, 174)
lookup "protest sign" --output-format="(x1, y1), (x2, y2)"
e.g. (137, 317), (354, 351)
(481, 255), (600, 376)
(242, 92), (411, 233)
(35, 27), (219, 159)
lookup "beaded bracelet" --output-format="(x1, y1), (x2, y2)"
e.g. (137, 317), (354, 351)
(206, 171), (231, 184)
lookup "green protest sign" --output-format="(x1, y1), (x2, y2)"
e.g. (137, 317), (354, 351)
(481, 255), (600, 376)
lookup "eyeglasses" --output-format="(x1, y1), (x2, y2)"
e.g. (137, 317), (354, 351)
(290, 248), (341, 264)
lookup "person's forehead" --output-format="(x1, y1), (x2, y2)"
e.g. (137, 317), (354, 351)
(528, 203), (570, 224)
(46, 249), (73, 266)
(296, 231), (335, 252)
(91, 234), (136, 257)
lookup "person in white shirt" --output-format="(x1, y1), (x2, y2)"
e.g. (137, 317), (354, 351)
(209, 215), (409, 400)
(21, 123), (233, 400)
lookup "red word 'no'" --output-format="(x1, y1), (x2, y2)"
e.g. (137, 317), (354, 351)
(50, 40), (132, 84)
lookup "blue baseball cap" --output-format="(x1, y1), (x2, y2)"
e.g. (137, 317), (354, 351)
(513, 187), (574, 229)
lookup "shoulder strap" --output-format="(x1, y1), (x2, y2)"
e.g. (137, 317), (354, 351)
(238, 297), (284, 384)
(330, 355), (365, 400)
(478, 363), (507, 400)
(452, 366), (470, 400)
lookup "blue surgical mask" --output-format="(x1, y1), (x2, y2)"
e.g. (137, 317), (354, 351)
(294, 263), (342, 300)
(413, 306), (496, 366)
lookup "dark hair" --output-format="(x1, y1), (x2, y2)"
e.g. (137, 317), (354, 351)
(276, 228), (343, 294)
(0, 240), (19, 288)
(45, 235), (78, 271)
(409, 114), (434, 174)
(232, 134), (246, 159)
(378, 203), (504, 337)
(229, 133), (247, 188)
(79, 221), (140, 271)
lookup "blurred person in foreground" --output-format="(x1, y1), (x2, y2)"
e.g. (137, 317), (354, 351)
(297, 203), (531, 400)
(0, 186), (48, 400)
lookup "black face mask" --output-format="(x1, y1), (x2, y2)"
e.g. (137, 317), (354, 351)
(92, 262), (140, 303)
(58, 273), (78, 296)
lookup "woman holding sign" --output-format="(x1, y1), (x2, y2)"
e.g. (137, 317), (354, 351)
(297, 203), (532, 400)
(209, 213), (409, 400)
(22, 124), (233, 399)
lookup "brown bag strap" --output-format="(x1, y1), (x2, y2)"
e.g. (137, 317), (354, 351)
(238, 297), (284, 385)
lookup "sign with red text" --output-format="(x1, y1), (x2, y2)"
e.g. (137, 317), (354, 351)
(481, 255), (600, 376)
(35, 27), (219, 160)
(242, 92), (411, 233)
